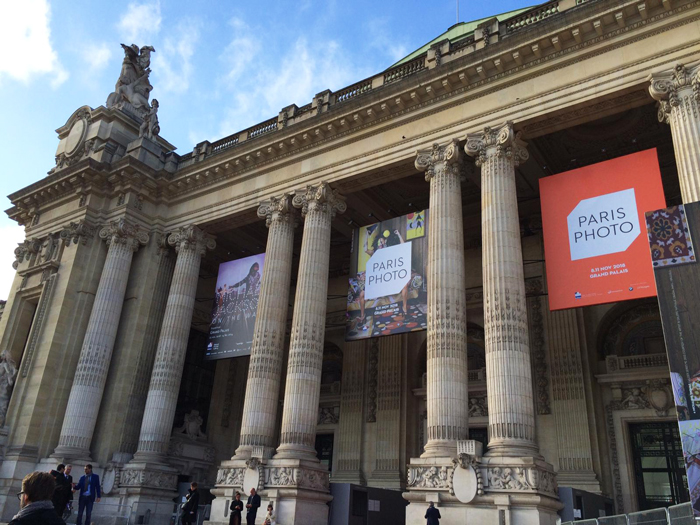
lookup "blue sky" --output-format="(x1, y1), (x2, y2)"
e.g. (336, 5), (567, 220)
(0, 0), (535, 299)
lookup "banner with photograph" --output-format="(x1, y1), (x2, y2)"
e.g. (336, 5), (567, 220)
(206, 253), (265, 360)
(646, 203), (700, 515)
(540, 149), (666, 310)
(345, 210), (428, 340)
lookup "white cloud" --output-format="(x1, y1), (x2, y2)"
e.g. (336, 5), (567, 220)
(83, 43), (113, 74)
(216, 22), (370, 138)
(0, 225), (26, 301)
(0, 0), (68, 87)
(117, 1), (162, 44)
(366, 18), (410, 64)
(152, 21), (201, 94)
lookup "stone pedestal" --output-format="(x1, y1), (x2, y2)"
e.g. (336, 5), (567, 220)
(649, 61), (700, 203)
(52, 219), (148, 461)
(234, 194), (297, 460)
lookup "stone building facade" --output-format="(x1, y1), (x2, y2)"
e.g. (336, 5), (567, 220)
(0, 0), (699, 523)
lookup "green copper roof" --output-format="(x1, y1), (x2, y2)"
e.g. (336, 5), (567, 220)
(389, 6), (535, 68)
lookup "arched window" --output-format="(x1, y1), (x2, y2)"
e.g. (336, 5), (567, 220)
(598, 300), (666, 359)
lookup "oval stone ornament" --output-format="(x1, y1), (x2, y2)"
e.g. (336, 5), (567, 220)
(243, 468), (260, 492)
(65, 119), (86, 156)
(453, 464), (478, 503)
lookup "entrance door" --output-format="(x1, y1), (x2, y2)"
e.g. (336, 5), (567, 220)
(629, 422), (689, 510)
(315, 433), (334, 471)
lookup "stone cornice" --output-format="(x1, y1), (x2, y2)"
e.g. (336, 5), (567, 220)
(5, 0), (700, 230)
(157, 0), (700, 210)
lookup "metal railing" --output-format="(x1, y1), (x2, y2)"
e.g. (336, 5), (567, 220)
(562, 502), (696, 525)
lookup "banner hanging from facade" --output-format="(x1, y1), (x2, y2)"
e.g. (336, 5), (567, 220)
(345, 210), (428, 340)
(646, 203), (699, 515)
(206, 253), (265, 360)
(540, 149), (666, 310)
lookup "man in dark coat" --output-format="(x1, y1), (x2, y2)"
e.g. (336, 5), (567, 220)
(181, 482), (200, 524)
(49, 464), (70, 517)
(425, 501), (441, 525)
(10, 471), (65, 525)
(245, 487), (261, 525)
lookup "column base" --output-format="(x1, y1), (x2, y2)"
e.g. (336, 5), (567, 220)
(209, 457), (332, 525)
(405, 454), (561, 525)
(49, 446), (93, 463)
(557, 470), (602, 494)
(368, 470), (403, 490)
(273, 442), (318, 461)
(421, 439), (458, 458)
(333, 470), (365, 485)
(118, 460), (178, 525)
(232, 444), (276, 461)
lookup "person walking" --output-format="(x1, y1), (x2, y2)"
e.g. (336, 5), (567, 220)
(245, 487), (261, 525)
(73, 464), (100, 525)
(49, 464), (70, 517)
(425, 501), (441, 525)
(181, 482), (200, 524)
(10, 471), (65, 524)
(229, 491), (244, 525)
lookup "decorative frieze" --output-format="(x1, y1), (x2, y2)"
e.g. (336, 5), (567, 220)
(407, 465), (451, 489)
(119, 468), (178, 490)
(486, 465), (557, 496)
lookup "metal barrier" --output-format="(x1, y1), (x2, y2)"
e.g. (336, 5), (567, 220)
(64, 502), (133, 525)
(174, 504), (211, 525)
(628, 508), (671, 525)
(562, 502), (696, 525)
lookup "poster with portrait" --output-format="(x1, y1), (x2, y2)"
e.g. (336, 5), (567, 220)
(206, 253), (265, 360)
(345, 210), (428, 340)
(646, 203), (700, 514)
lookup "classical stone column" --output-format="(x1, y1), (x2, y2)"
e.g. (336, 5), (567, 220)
(370, 335), (404, 488)
(650, 62), (700, 203)
(414, 139), (469, 458)
(544, 302), (600, 492)
(465, 122), (538, 457)
(234, 194), (297, 459)
(333, 340), (367, 484)
(131, 225), (215, 462)
(53, 219), (148, 460)
(275, 182), (346, 460)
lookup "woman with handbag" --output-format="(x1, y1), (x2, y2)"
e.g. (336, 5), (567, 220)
(229, 492), (244, 525)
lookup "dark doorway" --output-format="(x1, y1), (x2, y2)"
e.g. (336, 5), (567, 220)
(315, 433), (335, 471)
(629, 422), (689, 510)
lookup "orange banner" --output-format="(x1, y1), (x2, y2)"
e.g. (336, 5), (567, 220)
(540, 149), (666, 310)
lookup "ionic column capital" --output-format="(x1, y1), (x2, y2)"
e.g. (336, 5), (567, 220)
(292, 182), (346, 218)
(167, 225), (216, 255)
(649, 62), (700, 123)
(99, 219), (149, 252)
(60, 220), (97, 246)
(465, 121), (529, 167)
(257, 193), (299, 227)
(414, 138), (462, 182)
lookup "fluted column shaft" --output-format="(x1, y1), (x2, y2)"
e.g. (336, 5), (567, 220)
(235, 194), (297, 459)
(466, 122), (538, 457)
(54, 219), (148, 459)
(415, 140), (468, 458)
(275, 182), (345, 460)
(133, 225), (215, 461)
(650, 62), (700, 203)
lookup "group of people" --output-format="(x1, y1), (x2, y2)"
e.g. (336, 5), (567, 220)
(9, 464), (100, 525)
(228, 487), (274, 525)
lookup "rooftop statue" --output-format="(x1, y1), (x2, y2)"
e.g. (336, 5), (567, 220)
(106, 44), (156, 118)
